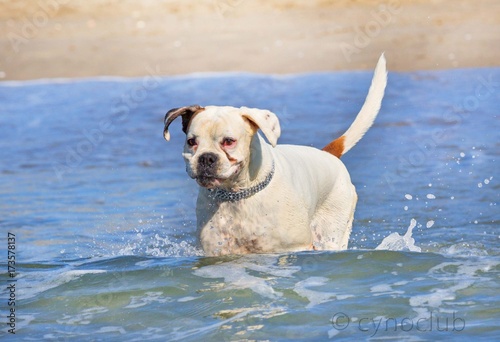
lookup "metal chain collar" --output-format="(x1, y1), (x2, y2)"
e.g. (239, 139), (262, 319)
(209, 161), (275, 202)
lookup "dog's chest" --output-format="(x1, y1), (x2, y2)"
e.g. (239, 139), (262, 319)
(195, 177), (313, 256)
(198, 199), (278, 255)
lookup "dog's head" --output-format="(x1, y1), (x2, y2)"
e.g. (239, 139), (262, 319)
(164, 105), (280, 189)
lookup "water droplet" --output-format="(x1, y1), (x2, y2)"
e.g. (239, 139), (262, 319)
(426, 194), (436, 199)
(426, 220), (435, 228)
(405, 194), (413, 200)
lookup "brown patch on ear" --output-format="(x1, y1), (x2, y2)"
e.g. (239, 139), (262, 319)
(163, 105), (204, 141)
(323, 135), (345, 158)
(183, 110), (204, 134)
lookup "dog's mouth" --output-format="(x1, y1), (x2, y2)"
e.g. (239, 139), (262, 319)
(194, 163), (242, 189)
(196, 176), (224, 189)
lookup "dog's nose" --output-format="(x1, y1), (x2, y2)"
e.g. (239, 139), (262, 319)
(198, 152), (218, 168)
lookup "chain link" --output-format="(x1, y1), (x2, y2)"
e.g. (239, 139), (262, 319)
(209, 161), (275, 202)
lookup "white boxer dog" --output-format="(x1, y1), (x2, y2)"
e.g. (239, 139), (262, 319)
(164, 54), (387, 256)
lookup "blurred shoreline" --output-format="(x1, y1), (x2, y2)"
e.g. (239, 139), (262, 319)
(0, 0), (499, 81)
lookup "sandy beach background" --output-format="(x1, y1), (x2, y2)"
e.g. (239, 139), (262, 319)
(0, 0), (499, 80)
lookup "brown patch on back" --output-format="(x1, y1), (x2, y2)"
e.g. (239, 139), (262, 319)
(322, 135), (345, 158)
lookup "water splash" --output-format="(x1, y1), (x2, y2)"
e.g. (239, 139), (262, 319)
(117, 233), (203, 257)
(375, 219), (421, 252)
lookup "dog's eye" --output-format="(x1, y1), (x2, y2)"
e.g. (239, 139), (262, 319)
(186, 138), (197, 147)
(221, 138), (236, 148)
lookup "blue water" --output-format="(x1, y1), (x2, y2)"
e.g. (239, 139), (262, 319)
(0, 68), (498, 340)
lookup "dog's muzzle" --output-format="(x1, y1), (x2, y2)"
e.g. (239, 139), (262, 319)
(197, 152), (218, 174)
(196, 152), (220, 187)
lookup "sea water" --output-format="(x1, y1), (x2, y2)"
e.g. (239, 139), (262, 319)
(0, 68), (498, 340)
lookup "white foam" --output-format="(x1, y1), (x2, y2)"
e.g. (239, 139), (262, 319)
(376, 219), (421, 252)
(125, 291), (172, 309)
(394, 280), (409, 286)
(195, 261), (278, 299)
(370, 284), (392, 293)
(411, 260), (492, 307)
(135, 259), (156, 267)
(439, 243), (489, 257)
(19, 269), (106, 300)
(410, 284), (469, 308)
(194, 255), (300, 299)
(178, 296), (200, 302)
(370, 283), (404, 296)
(57, 307), (108, 325)
(96, 326), (127, 334)
(409, 259), (499, 321)
(294, 277), (336, 309)
(240, 255), (301, 278)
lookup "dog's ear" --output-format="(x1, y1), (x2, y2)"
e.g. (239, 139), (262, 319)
(240, 107), (281, 147)
(163, 105), (204, 141)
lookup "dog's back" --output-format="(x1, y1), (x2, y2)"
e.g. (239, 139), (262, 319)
(272, 141), (356, 250)
(273, 54), (387, 250)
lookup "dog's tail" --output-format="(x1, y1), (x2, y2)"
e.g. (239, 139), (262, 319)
(323, 53), (387, 158)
